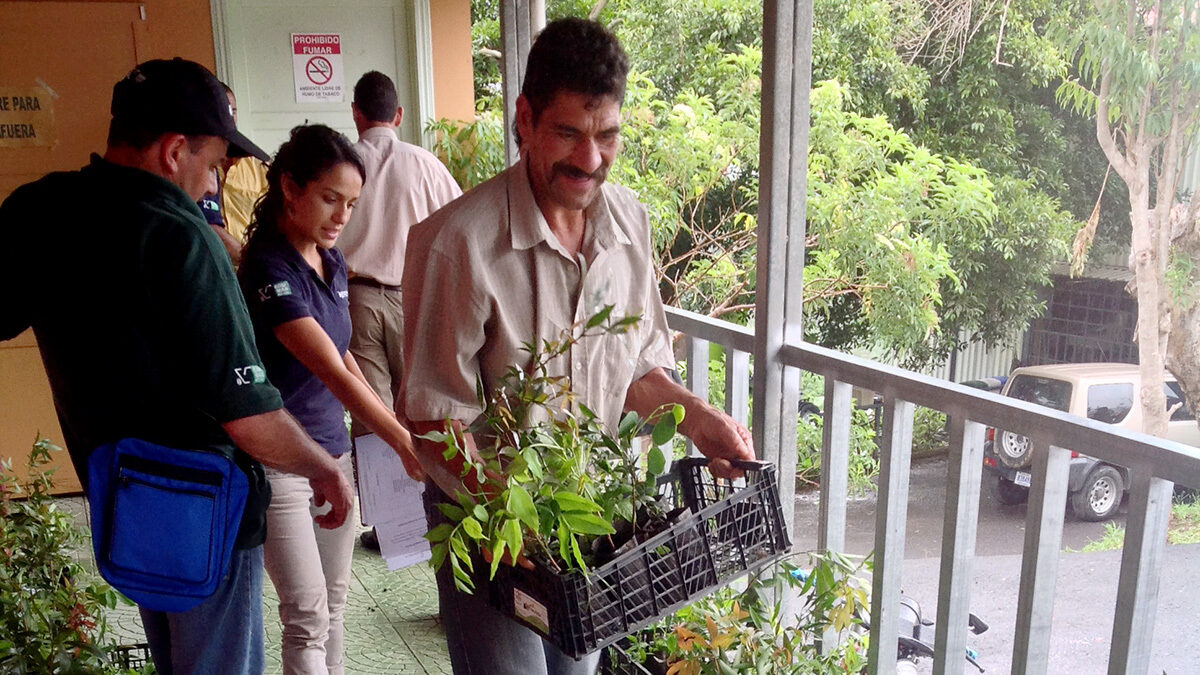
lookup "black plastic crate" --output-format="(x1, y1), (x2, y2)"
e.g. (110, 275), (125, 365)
(112, 642), (152, 670)
(487, 457), (790, 659)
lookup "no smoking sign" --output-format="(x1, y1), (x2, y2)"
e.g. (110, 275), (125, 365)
(292, 33), (343, 102)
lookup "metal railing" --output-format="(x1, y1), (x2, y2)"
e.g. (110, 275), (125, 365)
(665, 306), (1200, 675)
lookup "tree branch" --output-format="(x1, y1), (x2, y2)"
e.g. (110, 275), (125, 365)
(1095, 69), (1137, 184)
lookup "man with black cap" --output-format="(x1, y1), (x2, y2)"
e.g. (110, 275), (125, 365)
(0, 58), (354, 674)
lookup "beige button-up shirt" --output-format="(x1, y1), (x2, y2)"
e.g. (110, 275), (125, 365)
(400, 158), (674, 432)
(338, 127), (462, 285)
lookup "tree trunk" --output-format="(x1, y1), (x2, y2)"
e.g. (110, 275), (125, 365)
(1129, 185), (1170, 437)
(1167, 300), (1200, 423)
(1165, 233), (1200, 428)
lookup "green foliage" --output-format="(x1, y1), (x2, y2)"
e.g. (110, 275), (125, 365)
(425, 99), (506, 190)
(452, 0), (1078, 365)
(912, 407), (948, 455)
(813, 0), (930, 116)
(804, 80), (996, 357)
(1068, 495), (1200, 551)
(618, 552), (871, 673)
(422, 309), (678, 592)
(795, 373), (879, 495)
(0, 438), (138, 674)
(1169, 496), (1200, 545)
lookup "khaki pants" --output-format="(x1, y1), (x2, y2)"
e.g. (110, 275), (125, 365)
(263, 453), (357, 675)
(347, 283), (405, 434)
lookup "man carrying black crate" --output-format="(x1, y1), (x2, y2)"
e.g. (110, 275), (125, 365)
(399, 17), (756, 675)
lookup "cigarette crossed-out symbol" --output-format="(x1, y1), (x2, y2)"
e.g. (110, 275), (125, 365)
(306, 56), (333, 85)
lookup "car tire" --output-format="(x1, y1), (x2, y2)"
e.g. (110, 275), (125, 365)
(995, 476), (1030, 505)
(1071, 465), (1124, 521)
(995, 430), (1033, 469)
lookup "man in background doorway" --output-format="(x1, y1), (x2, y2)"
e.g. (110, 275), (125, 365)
(339, 70), (461, 550)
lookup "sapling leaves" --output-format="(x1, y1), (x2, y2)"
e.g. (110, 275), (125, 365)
(562, 512), (616, 535)
(425, 523), (454, 543)
(648, 445), (667, 477)
(460, 517), (484, 540)
(506, 485), (538, 529)
(425, 306), (683, 592)
(501, 518), (523, 559)
(436, 503), (467, 522)
(552, 491), (603, 513)
(651, 415), (677, 446)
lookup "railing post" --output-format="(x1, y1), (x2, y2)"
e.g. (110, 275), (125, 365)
(685, 336), (710, 456)
(1012, 441), (1071, 674)
(867, 396), (914, 673)
(1108, 470), (1173, 674)
(753, 0), (813, 539)
(499, 0), (534, 166)
(933, 417), (986, 675)
(724, 348), (751, 426)
(818, 379), (852, 553)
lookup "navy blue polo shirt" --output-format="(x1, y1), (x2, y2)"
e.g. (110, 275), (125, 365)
(239, 231), (353, 457)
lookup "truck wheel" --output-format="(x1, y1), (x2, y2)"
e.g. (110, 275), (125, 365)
(995, 430), (1033, 469)
(1071, 465), (1124, 521)
(995, 476), (1029, 505)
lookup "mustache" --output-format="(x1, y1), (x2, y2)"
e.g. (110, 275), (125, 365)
(552, 162), (608, 182)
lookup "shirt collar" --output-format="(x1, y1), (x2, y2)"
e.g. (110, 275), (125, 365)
(256, 228), (344, 280)
(506, 156), (632, 253)
(358, 126), (397, 143)
(86, 154), (199, 215)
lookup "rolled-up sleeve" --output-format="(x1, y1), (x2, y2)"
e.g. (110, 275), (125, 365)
(401, 227), (488, 423)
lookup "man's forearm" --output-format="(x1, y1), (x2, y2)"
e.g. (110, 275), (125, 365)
(409, 418), (482, 499)
(625, 367), (757, 468)
(223, 408), (339, 478)
(624, 367), (706, 429)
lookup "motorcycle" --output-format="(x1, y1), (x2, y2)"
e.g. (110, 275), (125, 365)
(896, 592), (988, 673)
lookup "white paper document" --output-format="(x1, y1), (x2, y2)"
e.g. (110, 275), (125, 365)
(353, 434), (431, 571)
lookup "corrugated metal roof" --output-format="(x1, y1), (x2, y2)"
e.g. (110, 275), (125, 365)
(1050, 261), (1131, 282)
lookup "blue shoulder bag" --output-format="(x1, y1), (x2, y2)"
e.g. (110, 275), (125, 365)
(87, 438), (248, 612)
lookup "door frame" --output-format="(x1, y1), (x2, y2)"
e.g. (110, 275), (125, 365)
(209, 0), (437, 149)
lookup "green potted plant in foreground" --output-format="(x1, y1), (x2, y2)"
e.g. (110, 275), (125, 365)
(0, 437), (150, 674)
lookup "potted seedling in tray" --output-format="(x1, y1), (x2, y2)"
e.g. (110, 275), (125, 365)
(423, 308), (790, 658)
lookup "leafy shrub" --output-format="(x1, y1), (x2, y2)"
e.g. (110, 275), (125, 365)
(617, 551), (871, 673)
(912, 407), (948, 455)
(796, 374), (879, 494)
(0, 438), (131, 673)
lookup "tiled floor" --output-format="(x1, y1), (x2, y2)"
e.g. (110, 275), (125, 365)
(61, 498), (452, 674)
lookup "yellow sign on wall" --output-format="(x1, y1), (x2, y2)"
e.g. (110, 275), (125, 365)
(0, 87), (55, 148)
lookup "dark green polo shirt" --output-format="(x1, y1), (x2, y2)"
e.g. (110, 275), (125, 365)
(0, 156), (283, 547)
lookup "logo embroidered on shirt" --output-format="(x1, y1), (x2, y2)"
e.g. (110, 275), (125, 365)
(234, 365), (268, 386)
(338, 290), (349, 299)
(258, 281), (293, 301)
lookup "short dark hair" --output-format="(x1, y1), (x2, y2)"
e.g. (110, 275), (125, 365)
(353, 71), (399, 124)
(106, 117), (211, 153)
(247, 124), (365, 245)
(107, 116), (168, 150)
(521, 18), (629, 129)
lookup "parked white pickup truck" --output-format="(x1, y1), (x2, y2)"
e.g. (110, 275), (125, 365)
(982, 363), (1200, 521)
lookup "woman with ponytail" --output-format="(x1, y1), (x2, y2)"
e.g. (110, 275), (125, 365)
(239, 124), (423, 675)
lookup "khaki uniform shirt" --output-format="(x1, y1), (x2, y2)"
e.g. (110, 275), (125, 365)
(339, 127), (463, 285)
(221, 157), (269, 244)
(400, 158), (674, 432)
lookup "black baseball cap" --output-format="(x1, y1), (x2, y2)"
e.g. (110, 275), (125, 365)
(111, 58), (270, 162)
